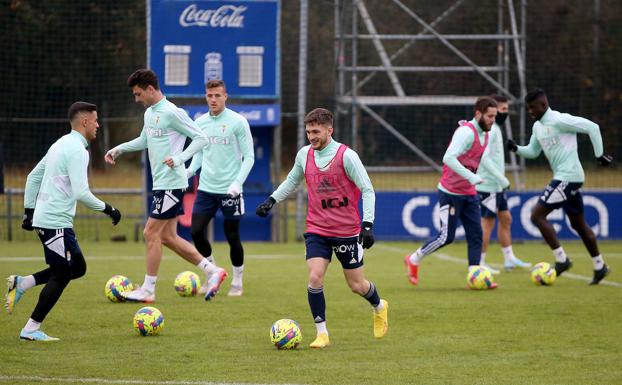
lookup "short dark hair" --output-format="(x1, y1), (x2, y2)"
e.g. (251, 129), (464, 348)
(127, 69), (159, 90)
(474, 96), (497, 114)
(490, 94), (508, 104)
(206, 79), (226, 91)
(68, 101), (97, 122)
(304, 108), (333, 127)
(525, 88), (546, 104)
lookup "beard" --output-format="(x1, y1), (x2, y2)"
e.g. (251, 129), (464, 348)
(478, 117), (492, 131)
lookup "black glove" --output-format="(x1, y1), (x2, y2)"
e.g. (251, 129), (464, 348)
(21, 208), (34, 231)
(507, 139), (518, 153)
(597, 154), (613, 166)
(103, 203), (122, 225)
(358, 221), (375, 249)
(256, 196), (276, 217)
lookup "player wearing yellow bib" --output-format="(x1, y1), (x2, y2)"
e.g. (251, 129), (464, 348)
(509, 88), (613, 284)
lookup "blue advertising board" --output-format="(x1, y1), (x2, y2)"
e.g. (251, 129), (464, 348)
(374, 191), (622, 240)
(148, 0), (280, 98)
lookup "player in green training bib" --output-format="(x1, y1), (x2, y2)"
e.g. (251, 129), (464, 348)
(104, 69), (227, 302)
(509, 88), (613, 285)
(185, 80), (254, 297)
(6, 102), (121, 341)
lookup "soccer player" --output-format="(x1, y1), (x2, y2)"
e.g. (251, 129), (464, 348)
(105, 69), (227, 302)
(404, 97), (498, 287)
(476, 94), (531, 274)
(255, 108), (388, 348)
(508, 88), (612, 284)
(5, 102), (122, 341)
(185, 80), (254, 297)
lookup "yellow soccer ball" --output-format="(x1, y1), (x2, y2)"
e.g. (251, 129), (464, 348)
(531, 262), (557, 286)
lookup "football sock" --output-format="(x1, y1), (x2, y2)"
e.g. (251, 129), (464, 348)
(31, 265), (71, 323)
(502, 246), (515, 263)
(23, 318), (41, 333)
(20, 275), (36, 291)
(197, 258), (219, 274)
(142, 275), (157, 293)
(552, 247), (567, 263)
(591, 255), (604, 270)
(307, 286), (326, 324)
(409, 249), (424, 264)
(480, 252), (487, 265)
(232, 265), (244, 287)
(205, 255), (215, 264)
(362, 281), (381, 308)
(315, 321), (328, 336)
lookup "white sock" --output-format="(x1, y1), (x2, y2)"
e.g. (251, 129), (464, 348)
(315, 321), (328, 336)
(480, 252), (487, 265)
(592, 255), (604, 270)
(409, 249), (424, 264)
(502, 246), (515, 263)
(374, 300), (385, 312)
(19, 275), (36, 291)
(197, 257), (219, 274)
(205, 255), (215, 264)
(552, 247), (567, 263)
(24, 318), (41, 333)
(232, 265), (244, 287)
(142, 275), (157, 293)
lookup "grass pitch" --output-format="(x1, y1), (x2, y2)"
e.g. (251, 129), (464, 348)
(0, 240), (620, 385)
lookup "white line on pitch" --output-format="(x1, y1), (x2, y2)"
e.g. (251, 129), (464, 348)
(0, 375), (303, 385)
(375, 243), (622, 287)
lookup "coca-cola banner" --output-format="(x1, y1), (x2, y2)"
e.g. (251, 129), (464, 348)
(148, 0), (279, 98)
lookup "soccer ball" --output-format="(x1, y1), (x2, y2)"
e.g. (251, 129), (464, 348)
(467, 266), (495, 290)
(531, 262), (557, 286)
(270, 319), (302, 349)
(174, 271), (201, 297)
(133, 306), (164, 336)
(104, 275), (134, 302)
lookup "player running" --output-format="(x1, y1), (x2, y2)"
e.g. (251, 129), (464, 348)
(508, 88), (612, 284)
(405, 96), (498, 287)
(256, 108), (388, 348)
(6, 102), (122, 341)
(185, 80), (254, 297)
(476, 94), (531, 274)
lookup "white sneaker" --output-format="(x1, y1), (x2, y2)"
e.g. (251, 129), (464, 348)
(480, 263), (500, 275)
(504, 257), (532, 271)
(120, 286), (155, 303)
(227, 284), (243, 297)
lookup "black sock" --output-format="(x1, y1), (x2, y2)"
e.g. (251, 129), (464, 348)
(307, 286), (326, 323)
(362, 281), (381, 307)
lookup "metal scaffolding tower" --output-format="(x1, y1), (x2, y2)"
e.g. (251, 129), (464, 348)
(334, 0), (528, 187)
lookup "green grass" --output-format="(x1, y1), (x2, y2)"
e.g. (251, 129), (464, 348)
(0, 240), (621, 385)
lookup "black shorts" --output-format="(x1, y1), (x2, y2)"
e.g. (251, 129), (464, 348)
(304, 233), (363, 270)
(150, 189), (185, 219)
(192, 190), (245, 220)
(35, 228), (82, 266)
(478, 190), (509, 218)
(538, 180), (584, 215)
